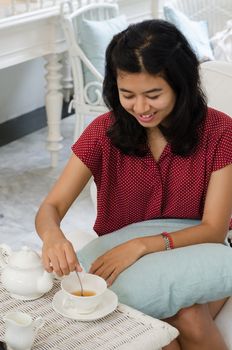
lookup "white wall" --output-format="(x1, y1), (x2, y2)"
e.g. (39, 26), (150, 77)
(0, 58), (46, 123)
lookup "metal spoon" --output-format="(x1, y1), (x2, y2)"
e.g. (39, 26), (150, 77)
(76, 271), (84, 296)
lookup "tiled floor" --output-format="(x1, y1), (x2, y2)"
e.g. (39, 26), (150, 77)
(0, 115), (96, 251)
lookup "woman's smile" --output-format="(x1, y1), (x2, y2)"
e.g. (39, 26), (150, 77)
(137, 112), (158, 123)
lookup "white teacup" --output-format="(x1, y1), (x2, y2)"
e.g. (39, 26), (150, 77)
(61, 273), (107, 314)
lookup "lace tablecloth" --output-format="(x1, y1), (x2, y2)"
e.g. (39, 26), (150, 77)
(0, 278), (178, 350)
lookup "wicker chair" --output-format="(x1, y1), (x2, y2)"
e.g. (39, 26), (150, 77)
(60, 0), (120, 140)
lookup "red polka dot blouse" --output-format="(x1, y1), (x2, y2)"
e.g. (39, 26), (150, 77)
(72, 108), (232, 235)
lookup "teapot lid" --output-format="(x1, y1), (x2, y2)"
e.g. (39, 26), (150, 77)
(8, 246), (42, 269)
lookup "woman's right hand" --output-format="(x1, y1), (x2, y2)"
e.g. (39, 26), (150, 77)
(42, 234), (82, 277)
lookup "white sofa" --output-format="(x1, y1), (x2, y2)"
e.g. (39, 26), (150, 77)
(200, 60), (232, 349)
(200, 61), (232, 116)
(157, 7), (232, 342)
(158, 0), (232, 39)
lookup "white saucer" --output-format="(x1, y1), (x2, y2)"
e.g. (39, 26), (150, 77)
(52, 289), (118, 321)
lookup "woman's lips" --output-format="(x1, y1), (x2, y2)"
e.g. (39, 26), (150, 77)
(137, 113), (157, 123)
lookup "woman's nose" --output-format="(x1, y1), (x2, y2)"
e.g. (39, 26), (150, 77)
(133, 97), (150, 114)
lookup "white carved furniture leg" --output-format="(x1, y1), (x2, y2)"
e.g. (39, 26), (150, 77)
(62, 52), (73, 103)
(44, 54), (63, 167)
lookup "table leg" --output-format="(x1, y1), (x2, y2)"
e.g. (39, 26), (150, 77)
(44, 53), (63, 168)
(62, 52), (73, 103)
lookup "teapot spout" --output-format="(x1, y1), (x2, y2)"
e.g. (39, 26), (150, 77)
(37, 271), (53, 294)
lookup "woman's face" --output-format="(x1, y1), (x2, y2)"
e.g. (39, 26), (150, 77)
(117, 70), (176, 129)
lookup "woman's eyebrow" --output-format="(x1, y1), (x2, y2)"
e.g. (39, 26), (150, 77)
(118, 88), (162, 93)
(144, 88), (162, 93)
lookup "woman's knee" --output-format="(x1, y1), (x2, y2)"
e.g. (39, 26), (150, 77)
(171, 304), (212, 343)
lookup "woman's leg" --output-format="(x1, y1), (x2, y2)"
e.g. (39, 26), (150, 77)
(163, 301), (228, 350)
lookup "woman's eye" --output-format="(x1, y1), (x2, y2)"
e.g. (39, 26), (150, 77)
(123, 95), (134, 99)
(147, 95), (160, 100)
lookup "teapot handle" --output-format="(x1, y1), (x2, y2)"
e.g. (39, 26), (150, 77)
(0, 244), (12, 267)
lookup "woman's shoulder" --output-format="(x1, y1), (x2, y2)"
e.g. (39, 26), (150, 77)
(71, 111), (115, 171)
(88, 111), (113, 132)
(74, 111), (114, 144)
(203, 107), (232, 137)
(205, 107), (232, 128)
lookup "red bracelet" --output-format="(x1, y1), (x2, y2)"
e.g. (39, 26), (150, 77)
(161, 232), (174, 250)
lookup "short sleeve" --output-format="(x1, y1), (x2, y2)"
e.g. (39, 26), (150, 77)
(71, 118), (104, 176)
(212, 127), (232, 172)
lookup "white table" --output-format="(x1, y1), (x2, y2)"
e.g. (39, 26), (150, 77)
(0, 9), (71, 167)
(0, 277), (178, 349)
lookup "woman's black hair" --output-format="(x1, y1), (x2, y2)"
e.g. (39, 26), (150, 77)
(103, 19), (207, 157)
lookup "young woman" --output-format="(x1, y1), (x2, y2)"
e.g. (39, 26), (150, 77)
(35, 19), (232, 349)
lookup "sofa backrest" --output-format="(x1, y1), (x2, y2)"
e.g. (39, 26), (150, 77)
(200, 61), (232, 117)
(158, 0), (232, 37)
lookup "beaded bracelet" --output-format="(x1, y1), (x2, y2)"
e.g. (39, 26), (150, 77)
(161, 232), (174, 250)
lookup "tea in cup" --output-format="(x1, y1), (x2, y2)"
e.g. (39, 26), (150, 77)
(61, 273), (107, 314)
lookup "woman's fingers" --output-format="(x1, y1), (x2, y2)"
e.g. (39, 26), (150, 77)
(92, 262), (121, 285)
(42, 253), (53, 273)
(56, 249), (71, 276)
(106, 269), (119, 286)
(90, 241), (141, 284)
(42, 238), (81, 276)
(89, 258), (104, 274)
(91, 262), (111, 279)
(64, 244), (80, 272)
(89, 256), (123, 285)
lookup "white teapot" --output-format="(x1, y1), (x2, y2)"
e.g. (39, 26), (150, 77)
(0, 244), (53, 300)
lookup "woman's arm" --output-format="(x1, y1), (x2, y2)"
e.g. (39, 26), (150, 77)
(139, 163), (232, 254)
(35, 154), (92, 276)
(90, 164), (232, 285)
